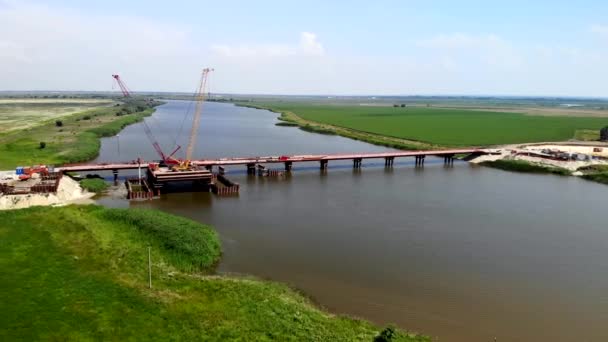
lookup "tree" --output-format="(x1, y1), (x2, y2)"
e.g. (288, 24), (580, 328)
(601, 126), (608, 141)
(400, 104), (406, 108)
(55, 120), (63, 127)
(39, 142), (46, 149)
(393, 104), (399, 108)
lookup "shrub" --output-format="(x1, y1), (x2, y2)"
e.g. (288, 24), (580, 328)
(39, 141), (46, 149)
(79, 178), (108, 193)
(374, 326), (396, 342)
(82, 115), (91, 120)
(601, 126), (608, 141)
(55, 120), (63, 127)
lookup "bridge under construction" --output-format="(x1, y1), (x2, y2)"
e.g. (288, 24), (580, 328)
(55, 148), (489, 196)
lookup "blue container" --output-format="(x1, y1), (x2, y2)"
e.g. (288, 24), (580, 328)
(16, 167), (23, 175)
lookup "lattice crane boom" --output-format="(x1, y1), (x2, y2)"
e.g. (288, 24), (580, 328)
(112, 74), (132, 97)
(184, 68), (213, 164)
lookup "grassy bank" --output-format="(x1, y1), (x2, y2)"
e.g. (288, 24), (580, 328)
(79, 178), (109, 193)
(578, 165), (608, 185)
(0, 205), (427, 341)
(480, 159), (572, 175)
(0, 99), (161, 169)
(242, 102), (608, 147)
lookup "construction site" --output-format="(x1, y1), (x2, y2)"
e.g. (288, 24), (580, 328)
(0, 69), (240, 204)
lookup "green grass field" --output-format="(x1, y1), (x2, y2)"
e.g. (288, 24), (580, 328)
(257, 103), (608, 146)
(0, 205), (426, 341)
(0, 99), (160, 169)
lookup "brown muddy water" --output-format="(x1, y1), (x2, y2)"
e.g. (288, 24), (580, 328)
(96, 101), (608, 341)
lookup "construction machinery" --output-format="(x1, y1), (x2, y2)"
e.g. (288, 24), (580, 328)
(17, 165), (49, 181)
(142, 119), (181, 166)
(172, 67), (214, 171)
(112, 74), (132, 97)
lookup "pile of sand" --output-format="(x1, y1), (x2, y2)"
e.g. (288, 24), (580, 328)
(0, 177), (95, 210)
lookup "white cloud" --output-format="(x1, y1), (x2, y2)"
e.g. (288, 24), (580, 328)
(591, 25), (608, 37)
(0, 0), (203, 91)
(211, 32), (325, 58)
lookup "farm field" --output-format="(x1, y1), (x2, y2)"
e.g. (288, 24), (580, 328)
(0, 99), (115, 133)
(256, 103), (608, 146)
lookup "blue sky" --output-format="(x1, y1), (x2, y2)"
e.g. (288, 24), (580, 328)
(1, 0), (608, 96)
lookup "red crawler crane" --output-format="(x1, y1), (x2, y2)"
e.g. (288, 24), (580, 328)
(112, 74), (132, 97)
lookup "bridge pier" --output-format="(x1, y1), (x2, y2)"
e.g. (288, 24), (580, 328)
(353, 158), (362, 169)
(257, 164), (267, 176)
(246, 163), (256, 175)
(415, 155), (425, 166)
(443, 154), (455, 165)
(112, 169), (118, 185)
(205, 165), (213, 172)
(320, 160), (328, 170)
(284, 161), (292, 172)
(384, 157), (394, 167)
(218, 166), (225, 175)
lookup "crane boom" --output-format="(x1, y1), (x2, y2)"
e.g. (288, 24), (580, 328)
(112, 74), (132, 97)
(142, 119), (180, 165)
(184, 68), (213, 163)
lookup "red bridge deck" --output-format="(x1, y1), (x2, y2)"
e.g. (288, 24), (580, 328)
(55, 149), (486, 173)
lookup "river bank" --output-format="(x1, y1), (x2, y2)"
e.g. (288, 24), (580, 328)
(469, 142), (608, 185)
(0, 205), (427, 341)
(0, 98), (162, 169)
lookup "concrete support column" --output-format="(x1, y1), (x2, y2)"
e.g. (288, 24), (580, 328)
(284, 161), (293, 172)
(205, 165), (213, 172)
(320, 160), (328, 170)
(385, 157), (394, 167)
(112, 169), (118, 184)
(218, 166), (225, 175)
(415, 155), (426, 166)
(353, 158), (362, 168)
(443, 154), (455, 165)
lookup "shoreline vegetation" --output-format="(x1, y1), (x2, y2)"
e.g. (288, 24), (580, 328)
(0, 205), (427, 341)
(479, 159), (572, 176)
(0, 98), (162, 169)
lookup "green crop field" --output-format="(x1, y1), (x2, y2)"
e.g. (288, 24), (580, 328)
(0, 205), (426, 341)
(259, 103), (608, 146)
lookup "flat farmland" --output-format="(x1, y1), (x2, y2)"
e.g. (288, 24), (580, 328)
(261, 103), (608, 146)
(0, 99), (115, 133)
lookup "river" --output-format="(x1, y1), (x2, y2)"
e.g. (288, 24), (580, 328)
(96, 100), (608, 341)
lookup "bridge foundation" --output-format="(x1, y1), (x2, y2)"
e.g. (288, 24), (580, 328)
(320, 160), (328, 170)
(218, 166), (225, 175)
(384, 157), (394, 167)
(112, 169), (118, 184)
(246, 163), (256, 175)
(284, 161), (293, 172)
(415, 155), (426, 166)
(353, 158), (362, 168)
(443, 154), (455, 165)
